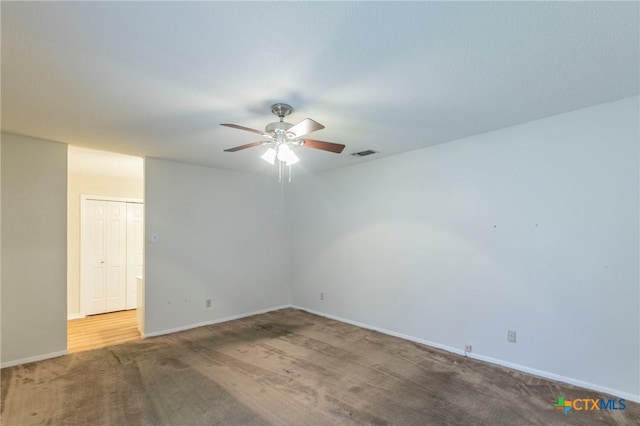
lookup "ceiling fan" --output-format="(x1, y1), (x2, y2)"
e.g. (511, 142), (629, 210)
(221, 103), (345, 182)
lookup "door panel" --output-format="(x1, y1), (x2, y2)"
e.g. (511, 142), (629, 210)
(92, 267), (105, 300)
(106, 202), (127, 312)
(126, 203), (144, 309)
(84, 200), (107, 314)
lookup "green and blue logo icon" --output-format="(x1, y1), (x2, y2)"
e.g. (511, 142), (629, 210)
(553, 397), (626, 414)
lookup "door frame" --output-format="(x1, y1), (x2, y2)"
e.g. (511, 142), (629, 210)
(80, 194), (144, 316)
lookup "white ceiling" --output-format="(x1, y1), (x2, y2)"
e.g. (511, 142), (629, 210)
(2, 2), (638, 174)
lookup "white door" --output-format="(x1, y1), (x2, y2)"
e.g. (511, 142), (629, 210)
(126, 203), (144, 309)
(83, 200), (107, 315)
(82, 200), (127, 315)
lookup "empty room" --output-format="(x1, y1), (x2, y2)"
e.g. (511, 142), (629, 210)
(1, 2), (638, 425)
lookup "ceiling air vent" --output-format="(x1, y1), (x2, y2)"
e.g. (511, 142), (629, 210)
(351, 149), (378, 157)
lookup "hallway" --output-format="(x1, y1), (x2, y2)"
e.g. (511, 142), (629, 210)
(68, 309), (140, 353)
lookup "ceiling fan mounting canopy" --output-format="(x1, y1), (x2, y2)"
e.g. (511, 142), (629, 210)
(271, 103), (293, 119)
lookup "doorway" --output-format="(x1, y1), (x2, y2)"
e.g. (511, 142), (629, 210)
(67, 309), (140, 353)
(67, 146), (144, 351)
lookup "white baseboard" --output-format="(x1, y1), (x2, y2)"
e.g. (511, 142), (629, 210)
(293, 305), (640, 404)
(1, 350), (68, 369)
(67, 313), (86, 320)
(467, 352), (640, 403)
(143, 304), (293, 339)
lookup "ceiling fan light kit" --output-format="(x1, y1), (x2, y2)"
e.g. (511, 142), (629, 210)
(222, 103), (345, 182)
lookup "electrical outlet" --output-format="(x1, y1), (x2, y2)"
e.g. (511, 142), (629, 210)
(205, 299), (211, 308)
(320, 292), (324, 301)
(508, 330), (517, 343)
(465, 344), (472, 353)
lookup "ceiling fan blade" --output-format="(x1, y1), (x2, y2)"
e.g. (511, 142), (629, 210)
(302, 139), (345, 154)
(286, 118), (325, 138)
(223, 141), (266, 152)
(221, 123), (266, 136)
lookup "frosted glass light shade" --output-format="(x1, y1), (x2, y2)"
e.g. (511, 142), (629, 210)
(285, 151), (300, 165)
(276, 144), (300, 165)
(277, 144), (292, 162)
(261, 147), (277, 165)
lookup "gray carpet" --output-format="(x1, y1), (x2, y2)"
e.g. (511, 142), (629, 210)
(2, 308), (638, 425)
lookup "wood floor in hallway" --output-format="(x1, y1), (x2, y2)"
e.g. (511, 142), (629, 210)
(67, 309), (140, 353)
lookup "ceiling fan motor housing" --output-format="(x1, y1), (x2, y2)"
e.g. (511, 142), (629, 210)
(266, 121), (293, 134)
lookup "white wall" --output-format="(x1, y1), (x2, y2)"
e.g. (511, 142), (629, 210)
(289, 96), (640, 400)
(144, 158), (289, 335)
(67, 146), (143, 316)
(1, 133), (68, 365)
